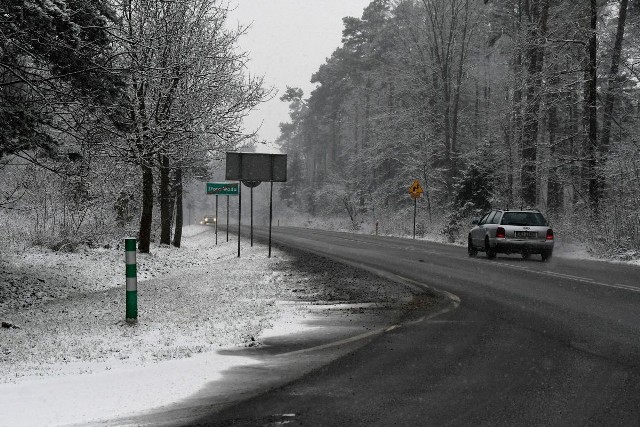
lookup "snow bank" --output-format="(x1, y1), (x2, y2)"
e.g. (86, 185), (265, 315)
(0, 226), (303, 426)
(0, 225), (418, 426)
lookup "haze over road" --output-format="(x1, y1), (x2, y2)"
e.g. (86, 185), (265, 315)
(194, 227), (640, 426)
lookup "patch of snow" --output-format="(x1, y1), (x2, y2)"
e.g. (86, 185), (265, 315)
(258, 301), (320, 339)
(0, 351), (260, 427)
(549, 239), (596, 260)
(0, 225), (417, 426)
(0, 226), (307, 426)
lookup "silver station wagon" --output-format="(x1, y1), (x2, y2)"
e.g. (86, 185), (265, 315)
(468, 209), (554, 261)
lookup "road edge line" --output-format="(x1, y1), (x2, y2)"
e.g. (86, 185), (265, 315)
(270, 247), (462, 357)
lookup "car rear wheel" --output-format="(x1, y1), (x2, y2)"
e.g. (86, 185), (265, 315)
(468, 236), (477, 257)
(485, 237), (496, 259)
(541, 249), (553, 262)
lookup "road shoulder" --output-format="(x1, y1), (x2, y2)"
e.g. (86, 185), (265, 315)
(105, 248), (454, 427)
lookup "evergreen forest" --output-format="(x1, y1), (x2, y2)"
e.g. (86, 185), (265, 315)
(277, 0), (640, 255)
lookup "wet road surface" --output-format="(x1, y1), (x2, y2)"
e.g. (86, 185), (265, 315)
(190, 227), (640, 426)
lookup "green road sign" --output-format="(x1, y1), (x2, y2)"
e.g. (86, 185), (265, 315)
(206, 182), (239, 195)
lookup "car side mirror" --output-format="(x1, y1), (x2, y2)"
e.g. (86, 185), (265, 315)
(471, 219), (479, 225)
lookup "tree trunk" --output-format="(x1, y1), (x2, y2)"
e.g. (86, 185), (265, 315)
(421, 0), (473, 200)
(475, 82), (480, 139)
(509, 38), (523, 208)
(159, 154), (172, 245)
(172, 167), (183, 248)
(520, 0), (550, 207)
(584, 0), (599, 215)
(450, 0), (471, 186)
(547, 93), (562, 214)
(364, 77), (371, 149)
(598, 0), (629, 204)
(138, 161), (154, 253)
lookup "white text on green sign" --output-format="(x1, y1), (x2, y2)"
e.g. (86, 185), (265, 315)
(206, 183), (239, 195)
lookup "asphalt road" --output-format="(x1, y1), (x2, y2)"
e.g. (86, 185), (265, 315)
(190, 227), (640, 426)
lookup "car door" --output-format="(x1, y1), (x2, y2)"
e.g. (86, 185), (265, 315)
(472, 211), (492, 246)
(482, 211), (498, 240)
(485, 210), (501, 239)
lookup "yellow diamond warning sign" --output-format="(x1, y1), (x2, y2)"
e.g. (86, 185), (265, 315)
(408, 179), (424, 199)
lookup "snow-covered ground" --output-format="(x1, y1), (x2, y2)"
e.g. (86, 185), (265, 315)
(0, 225), (417, 427)
(0, 226), (316, 426)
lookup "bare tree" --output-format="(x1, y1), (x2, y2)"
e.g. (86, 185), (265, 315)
(597, 0), (630, 213)
(520, 0), (550, 207)
(113, 0), (267, 252)
(419, 0), (477, 198)
(584, 0), (599, 215)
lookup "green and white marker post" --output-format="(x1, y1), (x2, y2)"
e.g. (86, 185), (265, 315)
(125, 238), (137, 323)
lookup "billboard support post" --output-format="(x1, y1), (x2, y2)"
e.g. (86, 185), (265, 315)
(269, 182), (274, 258)
(226, 152), (288, 258)
(237, 169), (242, 257)
(215, 195), (218, 245)
(205, 182), (238, 246)
(242, 181), (261, 247)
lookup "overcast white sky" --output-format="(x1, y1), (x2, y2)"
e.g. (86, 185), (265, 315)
(227, 0), (371, 147)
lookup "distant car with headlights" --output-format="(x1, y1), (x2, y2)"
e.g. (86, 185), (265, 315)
(200, 215), (216, 225)
(468, 209), (554, 261)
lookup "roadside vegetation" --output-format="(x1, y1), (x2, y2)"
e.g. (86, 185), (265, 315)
(1, 0), (268, 254)
(0, 227), (281, 381)
(276, 1), (640, 260)
(0, 226), (422, 384)
(3, 1), (638, 263)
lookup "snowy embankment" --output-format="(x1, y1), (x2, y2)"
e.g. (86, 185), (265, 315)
(0, 225), (417, 427)
(0, 226), (287, 381)
(0, 226), (309, 426)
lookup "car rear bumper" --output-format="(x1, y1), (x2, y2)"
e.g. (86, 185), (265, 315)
(493, 239), (554, 254)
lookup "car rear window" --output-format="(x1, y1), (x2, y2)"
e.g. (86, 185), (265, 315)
(500, 212), (547, 226)
(490, 212), (502, 224)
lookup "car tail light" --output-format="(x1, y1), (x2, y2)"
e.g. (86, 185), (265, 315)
(496, 227), (506, 239)
(546, 229), (554, 240)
